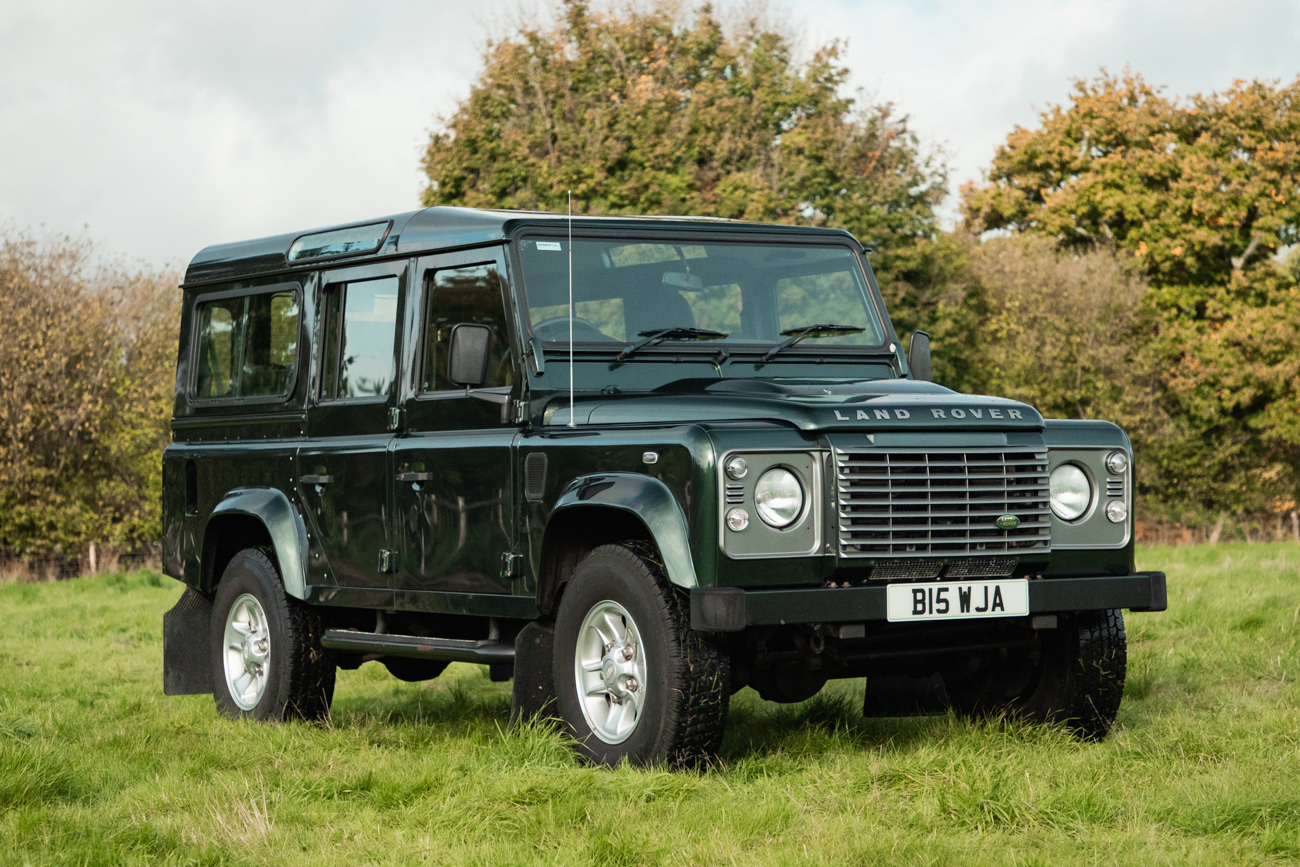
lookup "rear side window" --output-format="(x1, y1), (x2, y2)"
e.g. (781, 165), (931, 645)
(320, 276), (399, 399)
(194, 286), (300, 401)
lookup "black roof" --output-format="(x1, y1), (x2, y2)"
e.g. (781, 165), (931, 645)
(183, 206), (862, 286)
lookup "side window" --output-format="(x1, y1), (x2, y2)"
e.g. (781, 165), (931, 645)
(195, 298), (241, 398)
(320, 276), (399, 400)
(194, 287), (300, 401)
(421, 264), (513, 392)
(241, 292), (300, 396)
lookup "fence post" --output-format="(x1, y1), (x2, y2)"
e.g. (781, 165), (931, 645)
(1292, 511), (1299, 543)
(88, 542), (97, 575)
(1208, 513), (1226, 546)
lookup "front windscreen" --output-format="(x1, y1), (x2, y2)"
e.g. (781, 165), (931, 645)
(517, 237), (886, 350)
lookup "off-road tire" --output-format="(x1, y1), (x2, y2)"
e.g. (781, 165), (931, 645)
(947, 608), (1127, 741)
(210, 548), (336, 722)
(553, 543), (730, 768)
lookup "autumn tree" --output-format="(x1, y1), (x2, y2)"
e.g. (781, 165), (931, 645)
(964, 71), (1300, 517)
(0, 231), (177, 560)
(422, 0), (946, 274)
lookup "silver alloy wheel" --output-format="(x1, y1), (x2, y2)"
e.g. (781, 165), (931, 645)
(574, 599), (647, 744)
(223, 592), (271, 711)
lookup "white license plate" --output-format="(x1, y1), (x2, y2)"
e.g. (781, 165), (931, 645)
(886, 579), (1029, 622)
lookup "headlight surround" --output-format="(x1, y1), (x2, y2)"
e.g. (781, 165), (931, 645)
(754, 467), (805, 528)
(1049, 463), (1092, 522)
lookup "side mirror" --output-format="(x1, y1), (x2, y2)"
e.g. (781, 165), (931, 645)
(448, 323), (492, 388)
(907, 330), (932, 382)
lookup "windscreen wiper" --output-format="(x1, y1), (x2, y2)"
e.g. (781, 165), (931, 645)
(762, 324), (866, 362)
(614, 327), (728, 362)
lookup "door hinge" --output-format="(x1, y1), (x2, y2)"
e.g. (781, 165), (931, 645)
(387, 406), (405, 432)
(378, 549), (397, 574)
(500, 551), (524, 580)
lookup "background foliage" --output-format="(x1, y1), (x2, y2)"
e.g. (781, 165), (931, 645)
(0, 231), (176, 561)
(964, 70), (1300, 519)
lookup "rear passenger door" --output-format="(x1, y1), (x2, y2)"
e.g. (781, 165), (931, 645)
(391, 248), (520, 598)
(299, 261), (407, 589)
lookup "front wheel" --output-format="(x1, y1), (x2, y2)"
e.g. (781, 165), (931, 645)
(210, 548), (336, 722)
(553, 544), (730, 768)
(946, 608), (1127, 741)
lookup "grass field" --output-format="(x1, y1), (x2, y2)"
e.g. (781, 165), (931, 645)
(3, 544), (1299, 866)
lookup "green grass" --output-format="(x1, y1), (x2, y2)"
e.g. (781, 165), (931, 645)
(3, 544), (1300, 865)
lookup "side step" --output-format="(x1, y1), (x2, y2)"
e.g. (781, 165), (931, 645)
(321, 629), (515, 665)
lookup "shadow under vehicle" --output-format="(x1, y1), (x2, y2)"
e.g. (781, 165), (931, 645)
(160, 207), (1165, 767)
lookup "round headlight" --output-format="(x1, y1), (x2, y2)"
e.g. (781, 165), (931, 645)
(1049, 464), (1092, 522)
(754, 467), (805, 528)
(1105, 451), (1129, 475)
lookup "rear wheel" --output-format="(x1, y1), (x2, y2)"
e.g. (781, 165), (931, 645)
(210, 549), (335, 722)
(553, 543), (729, 768)
(946, 609), (1127, 741)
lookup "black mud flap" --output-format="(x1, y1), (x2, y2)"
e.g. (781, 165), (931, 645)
(163, 587), (214, 696)
(863, 673), (951, 717)
(509, 621), (556, 727)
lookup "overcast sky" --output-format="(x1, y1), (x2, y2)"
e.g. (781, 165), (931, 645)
(2, 0), (1298, 270)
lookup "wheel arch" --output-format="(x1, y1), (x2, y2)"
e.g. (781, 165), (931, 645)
(537, 473), (698, 616)
(202, 487), (310, 599)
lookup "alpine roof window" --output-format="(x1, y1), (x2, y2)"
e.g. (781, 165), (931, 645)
(287, 221), (390, 262)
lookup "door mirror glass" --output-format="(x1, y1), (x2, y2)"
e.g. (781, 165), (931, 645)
(908, 330), (932, 382)
(448, 323), (492, 388)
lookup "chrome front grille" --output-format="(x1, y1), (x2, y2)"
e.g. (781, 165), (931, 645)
(836, 447), (1051, 557)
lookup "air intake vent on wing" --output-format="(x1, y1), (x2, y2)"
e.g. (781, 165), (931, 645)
(524, 452), (548, 503)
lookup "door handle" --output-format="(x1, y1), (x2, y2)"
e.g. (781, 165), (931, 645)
(300, 474), (334, 485)
(396, 471), (434, 482)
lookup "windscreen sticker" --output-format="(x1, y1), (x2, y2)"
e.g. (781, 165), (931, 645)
(535, 241), (562, 251)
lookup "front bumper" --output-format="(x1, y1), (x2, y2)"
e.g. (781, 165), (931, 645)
(690, 571), (1166, 632)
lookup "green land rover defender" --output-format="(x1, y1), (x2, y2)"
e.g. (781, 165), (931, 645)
(161, 208), (1165, 767)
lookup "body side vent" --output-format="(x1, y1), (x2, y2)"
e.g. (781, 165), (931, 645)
(524, 452), (548, 503)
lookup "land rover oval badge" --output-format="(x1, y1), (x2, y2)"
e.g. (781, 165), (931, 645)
(996, 514), (1021, 530)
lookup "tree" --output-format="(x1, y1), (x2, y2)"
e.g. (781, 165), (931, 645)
(422, 0), (946, 263)
(0, 231), (177, 560)
(963, 71), (1300, 516)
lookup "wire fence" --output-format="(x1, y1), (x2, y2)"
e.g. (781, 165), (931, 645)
(0, 544), (160, 582)
(1137, 512), (1300, 547)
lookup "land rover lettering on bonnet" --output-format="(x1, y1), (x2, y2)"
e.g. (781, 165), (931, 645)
(160, 206), (1166, 767)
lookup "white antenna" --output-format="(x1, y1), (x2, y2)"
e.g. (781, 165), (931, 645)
(567, 190), (576, 427)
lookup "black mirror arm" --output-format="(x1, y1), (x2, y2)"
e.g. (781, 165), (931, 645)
(465, 387), (511, 405)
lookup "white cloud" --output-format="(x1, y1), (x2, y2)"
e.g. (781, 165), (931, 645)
(1, 0), (1297, 264)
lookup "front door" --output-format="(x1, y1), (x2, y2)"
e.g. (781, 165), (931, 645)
(391, 248), (519, 598)
(299, 261), (407, 589)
